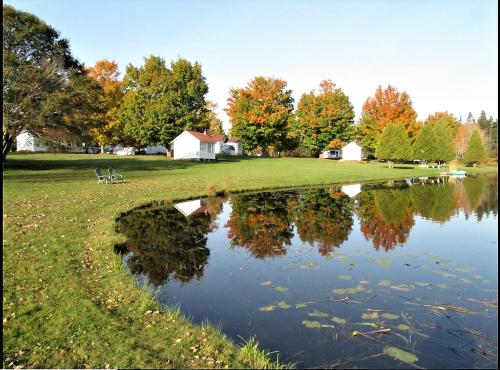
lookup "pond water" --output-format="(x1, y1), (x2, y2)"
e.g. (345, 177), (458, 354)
(115, 174), (498, 368)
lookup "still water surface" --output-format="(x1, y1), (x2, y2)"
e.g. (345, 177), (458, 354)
(115, 174), (498, 368)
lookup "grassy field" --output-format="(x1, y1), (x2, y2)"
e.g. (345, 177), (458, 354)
(3, 153), (497, 369)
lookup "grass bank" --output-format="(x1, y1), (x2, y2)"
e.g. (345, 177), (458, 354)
(3, 154), (497, 369)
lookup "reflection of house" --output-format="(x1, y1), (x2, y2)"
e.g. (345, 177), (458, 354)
(321, 142), (362, 161)
(174, 199), (208, 217)
(341, 184), (361, 198)
(16, 129), (85, 153)
(171, 131), (243, 160)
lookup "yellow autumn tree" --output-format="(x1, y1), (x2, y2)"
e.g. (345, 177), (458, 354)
(86, 60), (124, 153)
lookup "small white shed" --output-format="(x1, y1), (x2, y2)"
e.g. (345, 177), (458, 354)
(341, 142), (362, 161)
(322, 149), (341, 159)
(171, 131), (216, 160)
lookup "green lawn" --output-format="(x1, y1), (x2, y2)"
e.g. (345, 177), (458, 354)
(3, 154), (497, 369)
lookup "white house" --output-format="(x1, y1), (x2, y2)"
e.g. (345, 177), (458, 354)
(16, 129), (85, 153)
(341, 142), (362, 161)
(171, 131), (243, 160)
(321, 149), (342, 159)
(171, 131), (217, 160)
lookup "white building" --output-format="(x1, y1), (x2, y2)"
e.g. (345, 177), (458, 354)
(171, 131), (217, 160)
(341, 142), (362, 161)
(16, 129), (85, 153)
(341, 184), (362, 198)
(171, 131), (243, 160)
(321, 149), (342, 159)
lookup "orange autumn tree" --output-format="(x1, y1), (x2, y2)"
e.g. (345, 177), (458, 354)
(225, 76), (294, 155)
(358, 85), (418, 153)
(86, 60), (124, 153)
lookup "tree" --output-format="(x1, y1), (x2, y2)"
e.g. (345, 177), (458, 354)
(455, 123), (488, 160)
(293, 80), (355, 156)
(119, 56), (209, 147)
(424, 111), (459, 136)
(411, 123), (439, 163)
(433, 119), (456, 164)
(3, 4), (91, 162)
(225, 76), (294, 155)
(202, 100), (224, 136)
(86, 60), (124, 153)
(375, 121), (412, 167)
(466, 112), (475, 124)
(463, 130), (487, 166)
(358, 85), (418, 153)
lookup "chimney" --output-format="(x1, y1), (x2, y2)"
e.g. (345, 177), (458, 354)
(203, 130), (207, 135)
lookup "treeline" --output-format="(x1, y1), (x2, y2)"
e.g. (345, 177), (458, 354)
(3, 4), (498, 165)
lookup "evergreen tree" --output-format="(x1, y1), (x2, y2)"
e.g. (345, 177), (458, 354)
(411, 124), (439, 163)
(466, 112), (475, 124)
(463, 130), (487, 166)
(434, 120), (456, 164)
(375, 121), (411, 167)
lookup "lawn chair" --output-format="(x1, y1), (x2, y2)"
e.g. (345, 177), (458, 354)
(108, 167), (124, 183)
(95, 168), (110, 184)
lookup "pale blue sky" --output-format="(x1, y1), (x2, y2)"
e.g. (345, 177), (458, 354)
(6, 0), (498, 131)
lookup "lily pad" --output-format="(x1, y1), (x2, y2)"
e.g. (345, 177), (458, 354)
(375, 257), (392, 268)
(459, 278), (471, 284)
(332, 285), (366, 295)
(395, 324), (411, 332)
(260, 280), (273, 286)
(357, 322), (378, 328)
(435, 271), (456, 278)
(415, 282), (431, 287)
(378, 279), (392, 286)
(308, 310), (329, 318)
(337, 274), (352, 280)
(381, 313), (399, 320)
(361, 312), (379, 319)
(436, 284), (448, 289)
(302, 320), (321, 329)
(390, 284), (415, 292)
(383, 346), (418, 364)
(278, 301), (291, 309)
(331, 316), (347, 325)
(274, 285), (289, 293)
(259, 305), (276, 312)
(320, 324), (335, 328)
(295, 303), (308, 309)
(359, 279), (369, 285)
(472, 275), (483, 280)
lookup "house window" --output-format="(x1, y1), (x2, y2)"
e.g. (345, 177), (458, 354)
(208, 143), (214, 153)
(200, 143), (207, 151)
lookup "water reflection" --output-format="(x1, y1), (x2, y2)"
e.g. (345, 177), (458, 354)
(115, 175), (498, 280)
(114, 174), (498, 369)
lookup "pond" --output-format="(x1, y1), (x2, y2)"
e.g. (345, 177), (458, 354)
(114, 174), (498, 368)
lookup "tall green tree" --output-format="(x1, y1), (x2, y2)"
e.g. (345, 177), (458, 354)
(411, 123), (439, 163)
(3, 4), (92, 162)
(433, 119), (456, 164)
(225, 76), (294, 155)
(463, 130), (487, 166)
(119, 56), (209, 147)
(358, 85), (418, 153)
(293, 80), (355, 156)
(203, 100), (224, 136)
(375, 121), (411, 167)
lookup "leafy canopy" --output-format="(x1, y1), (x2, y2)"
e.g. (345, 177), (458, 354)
(119, 56), (209, 147)
(358, 85), (417, 152)
(463, 130), (487, 165)
(3, 4), (94, 160)
(225, 76), (294, 154)
(375, 121), (411, 164)
(293, 80), (355, 156)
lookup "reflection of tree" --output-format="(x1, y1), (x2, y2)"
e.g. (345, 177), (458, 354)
(225, 192), (294, 258)
(293, 187), (354, 255)
(411, 179), (458, 222)
(474, 175), (498, 221)
(463, 176), (487, 214)
(358, 182), (415, 251)
(115, 204), (216, 286)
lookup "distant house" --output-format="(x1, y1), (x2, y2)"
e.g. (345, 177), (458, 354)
(321, 149), (342, 159)
(171, 130), (242, 160)
(322, 141), (362, 161)
(341, 184), (362, 197)
(16, 129), (86, 153)
(341, 142), (362, 161)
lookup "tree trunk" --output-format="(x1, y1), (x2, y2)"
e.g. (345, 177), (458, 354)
(3, 134), (14, 169)
(100, 143), (105, 155)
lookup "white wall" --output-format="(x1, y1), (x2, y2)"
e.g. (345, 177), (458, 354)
(16, 132), (36, 151)
(342, 143), (362, 161)
(173, 132), (200, 159)
(16, 132), (84, 153)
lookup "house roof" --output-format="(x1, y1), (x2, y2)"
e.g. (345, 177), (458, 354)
(186, 131), (220, 143)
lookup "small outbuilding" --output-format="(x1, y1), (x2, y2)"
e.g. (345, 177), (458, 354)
(171, 131), (217, 160)
(341, 142), (362, 161)
(322, 149), (342, 159)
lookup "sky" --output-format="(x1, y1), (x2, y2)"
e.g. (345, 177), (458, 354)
(6, 0), (499, 132)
